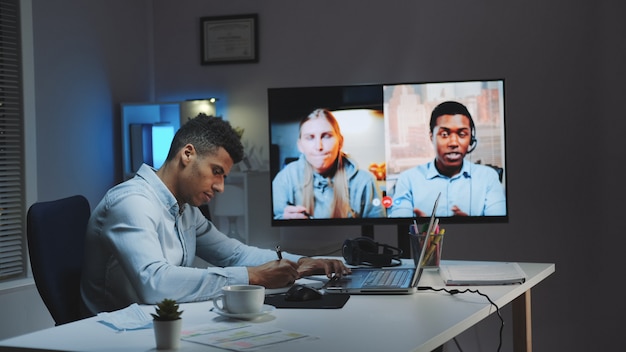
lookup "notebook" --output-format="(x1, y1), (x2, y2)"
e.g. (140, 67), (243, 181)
(439, 262), (526, 286)
(325, 194), (440, 294)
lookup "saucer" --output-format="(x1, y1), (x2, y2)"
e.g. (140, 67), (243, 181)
(211, 304), (276, 320)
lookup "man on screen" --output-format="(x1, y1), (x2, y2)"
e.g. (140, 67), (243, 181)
(388, 101), (506, 217)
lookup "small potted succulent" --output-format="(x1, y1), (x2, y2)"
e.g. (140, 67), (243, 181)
(152, 298), (184, 350)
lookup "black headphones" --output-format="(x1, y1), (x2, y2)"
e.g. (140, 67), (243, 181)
(342, 237), (403, 267)
(467, 120), (477, 154)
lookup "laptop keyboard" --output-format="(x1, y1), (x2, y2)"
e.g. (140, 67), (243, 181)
(363, 270), (410, 287)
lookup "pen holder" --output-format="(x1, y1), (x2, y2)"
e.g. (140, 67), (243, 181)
(410, 232), (444, 270)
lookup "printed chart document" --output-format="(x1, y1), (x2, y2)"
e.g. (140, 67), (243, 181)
(439, 262), (527, 286)
(182, 322), (318, 351)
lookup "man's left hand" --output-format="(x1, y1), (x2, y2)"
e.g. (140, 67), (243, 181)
(296, 257), (351, 278)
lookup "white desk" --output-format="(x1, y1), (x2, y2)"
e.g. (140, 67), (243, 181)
(0, 261), (554, 352)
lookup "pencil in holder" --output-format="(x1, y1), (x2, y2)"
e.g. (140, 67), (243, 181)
(409, 232), (444, 269)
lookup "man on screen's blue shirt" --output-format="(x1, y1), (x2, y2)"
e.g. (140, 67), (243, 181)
(388, 160), (505, 217)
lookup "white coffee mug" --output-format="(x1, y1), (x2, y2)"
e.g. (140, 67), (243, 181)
(213, 285), (265, 314)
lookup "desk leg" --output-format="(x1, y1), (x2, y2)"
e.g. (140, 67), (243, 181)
(512, 289), (532, 352)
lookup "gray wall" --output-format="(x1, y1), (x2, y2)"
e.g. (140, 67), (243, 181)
(1, 0), (623, 350)
(30, 0), (154, 203)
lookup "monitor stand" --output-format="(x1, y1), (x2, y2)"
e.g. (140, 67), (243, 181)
(361, 224), (374, 239)
(396, 224), (411, 258)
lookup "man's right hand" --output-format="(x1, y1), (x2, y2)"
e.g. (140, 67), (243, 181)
(451, 205), (468, 216)
(247, 259), (299, 288)
(413, 208), (427, 217)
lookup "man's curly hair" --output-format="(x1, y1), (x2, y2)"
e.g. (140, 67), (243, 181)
(165, 113), (244, 163)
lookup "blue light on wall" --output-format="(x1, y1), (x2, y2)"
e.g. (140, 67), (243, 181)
(151, 124), (175, 169)
(129, 123), (175, 172)
(121, 99), (218, 179)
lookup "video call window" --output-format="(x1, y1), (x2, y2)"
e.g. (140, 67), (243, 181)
(384, 81), (506, 193)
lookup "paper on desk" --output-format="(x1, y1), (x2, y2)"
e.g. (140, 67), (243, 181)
(182, 322), (318, 351)
(97, 303), (153, 331)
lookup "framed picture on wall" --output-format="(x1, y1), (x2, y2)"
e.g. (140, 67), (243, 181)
(200, 14), (258, 65)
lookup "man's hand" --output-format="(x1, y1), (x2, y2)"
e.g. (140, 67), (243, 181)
(413, 208), (427, 217)
(296, 257), (351, 278)
(247, 260), (299, 288)
(283, 204), (310, 219)
(451, 205), (468, 216)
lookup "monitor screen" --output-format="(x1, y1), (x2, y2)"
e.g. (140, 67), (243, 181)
(268, 79), (507, 226)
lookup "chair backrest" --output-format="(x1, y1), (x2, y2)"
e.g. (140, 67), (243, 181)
(27, 195), (91, 325)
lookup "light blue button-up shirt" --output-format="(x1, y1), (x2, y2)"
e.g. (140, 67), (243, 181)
(81, 164), (301, 314)
(388, 160), (506, 217)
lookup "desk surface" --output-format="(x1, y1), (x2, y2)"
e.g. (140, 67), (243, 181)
(0, 261), (554, 352)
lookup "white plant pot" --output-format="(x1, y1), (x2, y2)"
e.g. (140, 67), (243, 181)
(153, 319), (182, 350)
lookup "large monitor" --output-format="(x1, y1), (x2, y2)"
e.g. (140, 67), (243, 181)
(268, 79), (507, 228)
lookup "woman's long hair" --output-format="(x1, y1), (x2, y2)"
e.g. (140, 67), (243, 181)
(300, 109), (355, 218)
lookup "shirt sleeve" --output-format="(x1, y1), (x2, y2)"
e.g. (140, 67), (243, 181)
(272, 170), (290, 219)
(353, 171), (385, 218)
(388, 171), (415, 217)
(482, 169), (507, 216)
(100, 194), (301, 305)
(195, 219), (303, 268)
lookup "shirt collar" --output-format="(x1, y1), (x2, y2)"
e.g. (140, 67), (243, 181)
(313, 173), (331, 191)
(136, 163), (182, 217)
(426, 159), (471, 180)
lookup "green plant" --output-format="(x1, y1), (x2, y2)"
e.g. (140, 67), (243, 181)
(151, 298), (183, 321)
(233, 126), (244, 139)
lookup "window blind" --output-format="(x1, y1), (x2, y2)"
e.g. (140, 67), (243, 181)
(0, 0), (25, 280)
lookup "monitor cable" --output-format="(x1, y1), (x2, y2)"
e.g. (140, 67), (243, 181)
(418, 286), (504, 352)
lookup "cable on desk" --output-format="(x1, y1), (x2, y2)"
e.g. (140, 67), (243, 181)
(418, 286), (504, 352)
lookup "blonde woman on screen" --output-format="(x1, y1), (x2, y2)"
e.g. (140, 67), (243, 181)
(273, 108), (384, 219)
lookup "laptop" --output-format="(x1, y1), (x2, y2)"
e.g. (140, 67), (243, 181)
(324, 194), (440, 294)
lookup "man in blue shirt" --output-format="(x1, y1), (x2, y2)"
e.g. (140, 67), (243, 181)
(388, 101), (506, 218)
(81, 115), (349, 315)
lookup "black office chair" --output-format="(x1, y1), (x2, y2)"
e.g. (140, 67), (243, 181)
(27, 195), (91, 325)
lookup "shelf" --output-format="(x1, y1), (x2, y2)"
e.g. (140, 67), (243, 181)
(209, 171), (279, 246)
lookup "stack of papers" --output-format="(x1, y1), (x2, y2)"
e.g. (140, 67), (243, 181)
(439, 262), (526, 286)
(96, 303), (152, 331)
